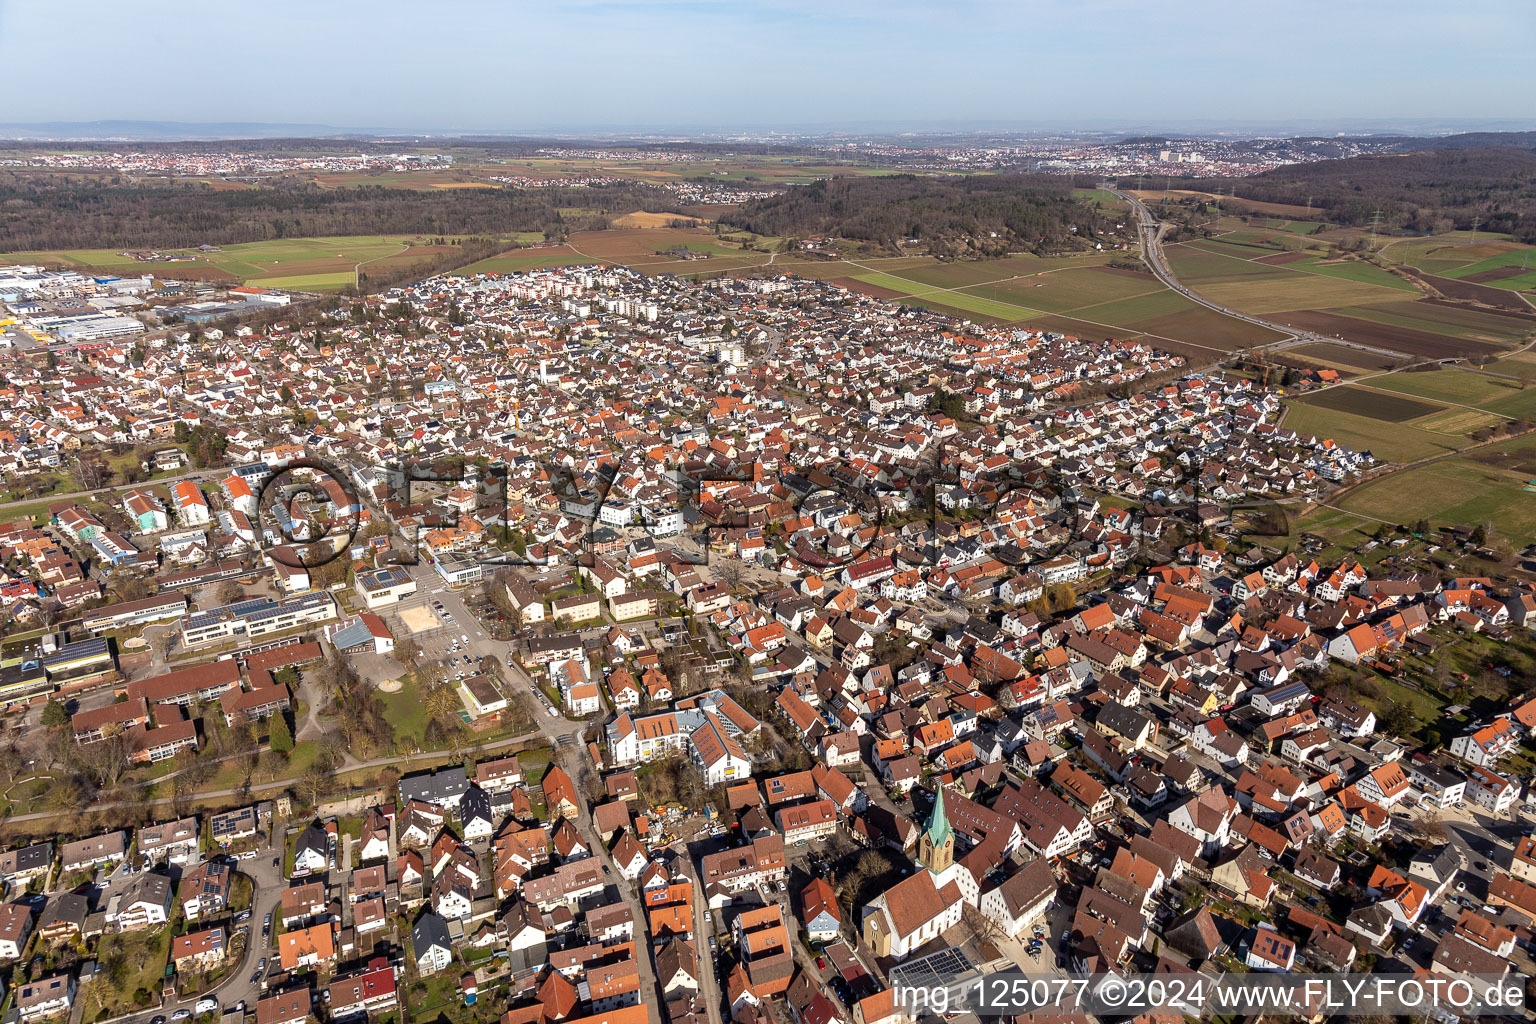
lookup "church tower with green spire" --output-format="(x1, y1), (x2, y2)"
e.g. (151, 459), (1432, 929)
(919, 785), (955, 875)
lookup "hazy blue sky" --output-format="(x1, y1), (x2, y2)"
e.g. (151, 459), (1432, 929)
(3, 0), (1531, 131)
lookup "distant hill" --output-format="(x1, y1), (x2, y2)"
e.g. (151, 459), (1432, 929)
(0, 120), (351, 141)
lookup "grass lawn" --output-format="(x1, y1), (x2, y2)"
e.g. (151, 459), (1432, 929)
(83, 928), (171, 1019)
(380, 678), (430, 748)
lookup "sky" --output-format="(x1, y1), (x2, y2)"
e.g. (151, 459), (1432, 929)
(3, 0), (1532, 133)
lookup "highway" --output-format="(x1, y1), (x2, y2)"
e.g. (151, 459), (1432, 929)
(1108, 183), (1307, 349)
(1106, 183), (1416, 365)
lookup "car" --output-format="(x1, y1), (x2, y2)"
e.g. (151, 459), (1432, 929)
(257, 958), (267, 972)
(194, 999), (219, 1016)
(171, 1011), (192, 1021)
(548, 707), (559, 717)
(816, 956), (826, 970)
(602, 865), (610, 875)
(461, 634), (470, 644)
(263, 914), (271, 929)
(235, 909), (251, 922)
(151, 1017), (167, 1024)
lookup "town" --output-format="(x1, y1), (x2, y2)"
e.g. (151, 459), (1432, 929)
(0, 246), (1526, 1024)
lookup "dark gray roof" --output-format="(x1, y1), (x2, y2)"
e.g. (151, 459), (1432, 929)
(399, 766), (470, 808)
(410, 911), (452, 959)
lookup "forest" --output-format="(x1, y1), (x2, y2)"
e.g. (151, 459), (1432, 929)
(719, 173), (1118, 256)
(0, 174), (689, 251)
(1185, 145), (1536, 241)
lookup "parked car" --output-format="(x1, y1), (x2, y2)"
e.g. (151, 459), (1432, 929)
(194, 999), (219, 1016)
(171, 1011), (192, 1021)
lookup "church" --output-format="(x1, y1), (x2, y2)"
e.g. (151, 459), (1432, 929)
(859, 787), (969, 959)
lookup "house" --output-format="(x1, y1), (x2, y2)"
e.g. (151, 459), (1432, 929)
(800, 877), (841, 943)
(278, 922), (337, 971)
(329, 959), (399, 1020)
(0, 901), (34, 960)
(172, 926), (227, 972)
(1450, 719), (1519, 767)
(978, 857), (1056, 938)
(15, 974), (74, 1021)
(0, 843), (52, 887)
(137, 817), (200, 864)
(412, 912), (454, 975)
(292, 823), (332, 876)
(60, 831), (126, 872)
(256, 987), (312, 1024)
(110, 872), (173, 931)
(1244, 926), (1296, 972)
(179, 860), (233, 922)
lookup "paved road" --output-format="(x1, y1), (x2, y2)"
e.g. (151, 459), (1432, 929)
(1109, 185), (1306, 349)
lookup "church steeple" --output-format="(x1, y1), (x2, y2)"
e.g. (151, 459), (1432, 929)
(919, 785), (954, 875)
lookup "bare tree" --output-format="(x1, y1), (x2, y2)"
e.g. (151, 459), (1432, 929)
(714, 560), (745, 591)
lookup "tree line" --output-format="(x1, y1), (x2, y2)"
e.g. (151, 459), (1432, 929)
(0, 174), (691, 252)
(1180, 146), (1536, 242)
(720, 173), (1120, 257)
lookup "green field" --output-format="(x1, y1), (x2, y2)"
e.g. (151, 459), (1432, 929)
(866, 280), (1043, 321)
(1337, 431), (1536, 542)
(960, 266), (1164, 314)
(247, 271), (358, 290)
(1165, 244), (1291, 280)
(1364, 368), (1535, 411)
(1329, 301), (1533, 343)
(1281, 401), (1461, 463)
(1199, 273), (1409, 314)
(1287, 256), (1416, 291)
(1066, 288), (1194, 325)
(0, 234), (478, 289)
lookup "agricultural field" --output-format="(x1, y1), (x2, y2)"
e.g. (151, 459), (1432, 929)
(1295, 385), (1444, 422)
(961, 265), (1165, 314)
(0, 235), (478, 290)
(1280, 402), (1460, 463)
(1198, 273), (1408, 315)
(611, 211), (707, 228)
(1267, 309), (1505, 360)
(1336, 431), (1536, 543)
(451, 246), (598, 275)
(1363, 368), (1536, 413)
(1285, 341), (1403, 373)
